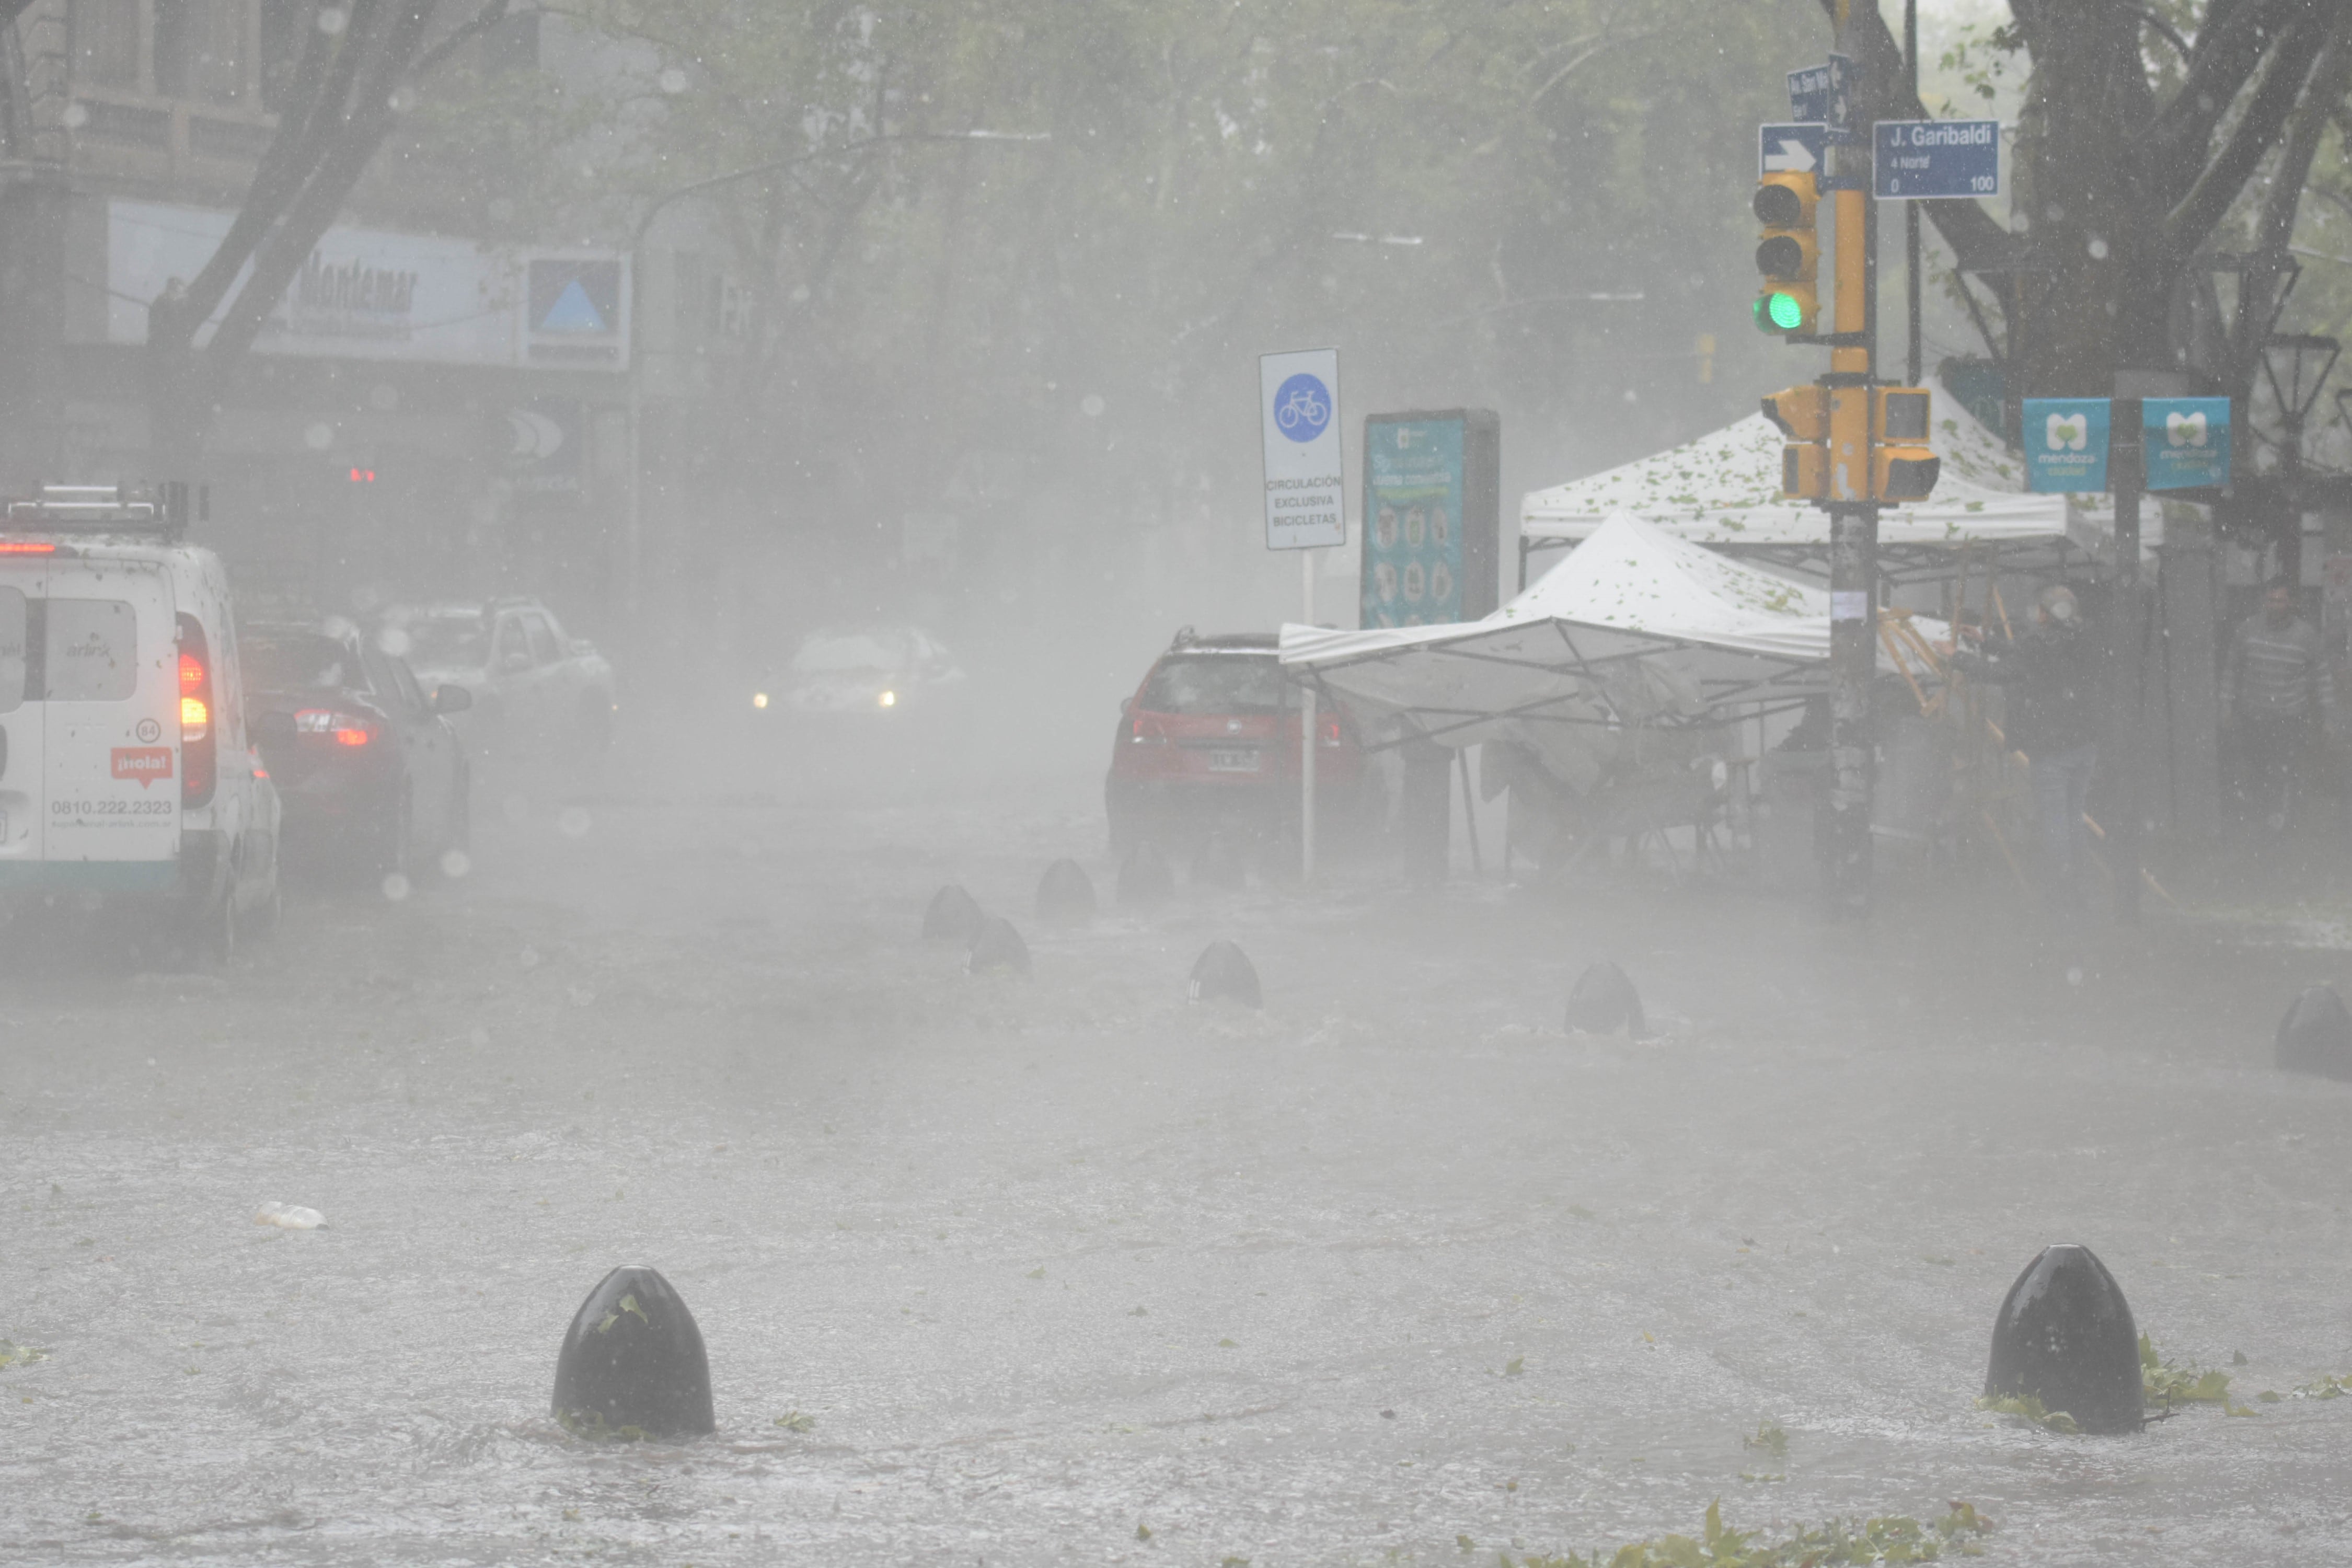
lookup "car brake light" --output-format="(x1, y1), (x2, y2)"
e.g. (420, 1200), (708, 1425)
(1320, 713), (1342, 746)
(294, 708), (375, 746)
(0, 540), (56, 554)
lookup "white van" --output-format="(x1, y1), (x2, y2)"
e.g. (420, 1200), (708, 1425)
(0, 486), (280, 958)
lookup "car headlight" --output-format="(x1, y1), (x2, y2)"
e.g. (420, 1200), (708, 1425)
(878, 690), (897, 708)
(753, 691), (769, 710)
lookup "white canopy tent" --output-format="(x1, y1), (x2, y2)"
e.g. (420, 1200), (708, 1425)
(1516, 379), (2129, 585)
(1282, 512), (1944, 750)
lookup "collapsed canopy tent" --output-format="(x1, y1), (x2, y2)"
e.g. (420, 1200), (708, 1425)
(1517, 378), (2130, 583)
(1282, 512), (1944, 750)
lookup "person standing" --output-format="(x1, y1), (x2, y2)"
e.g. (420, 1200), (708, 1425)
(1944, 585), (2102, 908)
(2223, 580), (2334, 832)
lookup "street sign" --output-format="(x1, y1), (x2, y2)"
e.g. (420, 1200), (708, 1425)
(1825, 53), (1855, 132)
(1787, 63), (1831, 124)
(2023, 397), (2111, 493)
(1873, 119), (2000, 199)
(2142, 396), (2231, 490)
(1259, 349), (1345, 550)
(1788, 54), (1853, 128)
(1759, 123), (1827, 178)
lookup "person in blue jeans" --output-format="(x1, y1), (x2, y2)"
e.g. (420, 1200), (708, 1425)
(1943, 585), (2102, 909)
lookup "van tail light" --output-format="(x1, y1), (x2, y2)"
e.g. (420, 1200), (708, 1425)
(1127, 716), (1168, 746)
(177, 614), (216, 809)
(1319, 713), (1342, 747)
(294, 709), (376, 747)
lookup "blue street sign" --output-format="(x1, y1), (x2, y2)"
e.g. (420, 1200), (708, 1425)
(1758, 123), (1828, 179)
(1788, 63), (1831, 123)
(2142, 397), (2231, 490)
(1785, 53), (1856, 130)
(1873, 119), (2000, 199)
(1825, 53), (1855, 133)
(2024, 398), (2111, 493)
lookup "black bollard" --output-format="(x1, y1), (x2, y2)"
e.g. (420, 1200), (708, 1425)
(551, 1265), (715, 1439)
(967, 915), (1031, 975)
(1188, 939), (1262, 1008)
(1116, 840), (1175, 908)
(1984, 1243), (2142, 1434)
(2276, 984), (2352, 1079)
(1564, 962), (1648, 1039)
(1193, 831), (1247, 891)
(1036, 858), (1098, 925)
(923, 884), (986, 944)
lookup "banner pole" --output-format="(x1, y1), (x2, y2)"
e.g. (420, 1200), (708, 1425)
(1302, 549), (1317, 884)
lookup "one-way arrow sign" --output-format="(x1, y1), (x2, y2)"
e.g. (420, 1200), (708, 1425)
(1758, 123), (1828, 178)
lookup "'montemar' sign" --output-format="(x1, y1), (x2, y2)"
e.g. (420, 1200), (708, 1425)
(1259, 349), (1345, 550)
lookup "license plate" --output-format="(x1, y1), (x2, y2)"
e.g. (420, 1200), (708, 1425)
(1207, 748), (1261, 773)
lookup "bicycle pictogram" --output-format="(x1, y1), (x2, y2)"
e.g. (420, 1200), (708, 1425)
(1272, 373), (1332, 442)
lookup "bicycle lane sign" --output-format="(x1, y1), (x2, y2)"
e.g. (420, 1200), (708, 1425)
(1260, 348), (1345, 550)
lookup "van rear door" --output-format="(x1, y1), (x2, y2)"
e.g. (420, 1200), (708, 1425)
(42, 559), (179, 866)
(0, 569), (37, 862)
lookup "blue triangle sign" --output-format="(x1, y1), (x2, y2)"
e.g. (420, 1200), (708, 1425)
(539, 278), (606, 333)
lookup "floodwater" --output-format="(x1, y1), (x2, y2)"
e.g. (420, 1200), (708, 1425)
(5, 693), (2351, 1565)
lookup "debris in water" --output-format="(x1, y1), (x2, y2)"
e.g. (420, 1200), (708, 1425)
(253, 1202), (326, 1230)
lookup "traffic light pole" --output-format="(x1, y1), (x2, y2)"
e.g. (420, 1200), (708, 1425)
(1824, 132), (1879, 921)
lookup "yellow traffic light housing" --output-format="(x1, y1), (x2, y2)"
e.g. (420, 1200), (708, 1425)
(1871, 386), (1941, 502)
(1752, 172), (1820, 336)
(1761, 386), (1828, 441)
(1782, 443), (1830, 501)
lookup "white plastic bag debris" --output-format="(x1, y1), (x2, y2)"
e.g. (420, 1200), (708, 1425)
(253, 1202), (326, 1230)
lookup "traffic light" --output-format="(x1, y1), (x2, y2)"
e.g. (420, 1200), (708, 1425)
(1762, 386), (1827, 500)
(1751, 171), (1819, 336)
(1871, 387), (1941, 501)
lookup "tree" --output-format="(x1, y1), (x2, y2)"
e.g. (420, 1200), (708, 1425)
(1830, 0), (2352, 412)
(142, 0), (513, 472)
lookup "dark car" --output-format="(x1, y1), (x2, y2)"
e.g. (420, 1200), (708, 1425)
(1104, 629), (1369, 852)
(244, 620), (473, 878)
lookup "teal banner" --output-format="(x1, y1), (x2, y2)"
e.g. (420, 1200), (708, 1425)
(2023, 397), (2111, 492)
(1363, 417), (1466, 628)
(2142, 396), (2230, 490)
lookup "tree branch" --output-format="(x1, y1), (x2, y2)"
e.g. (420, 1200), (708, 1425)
(413, 0), (511, 78)
(2148, 0), (2309, 192)
(2163, 10), (2331, 260)
(1811, 0), (2021, 271)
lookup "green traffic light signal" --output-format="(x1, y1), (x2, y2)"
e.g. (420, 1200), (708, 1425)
(1755, 291), (1806, 332)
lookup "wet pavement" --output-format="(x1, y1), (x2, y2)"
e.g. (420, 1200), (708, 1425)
(5, 711), (2352, 1565)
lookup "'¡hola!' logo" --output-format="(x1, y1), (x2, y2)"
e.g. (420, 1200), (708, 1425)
(2044, 412), (2089, 452)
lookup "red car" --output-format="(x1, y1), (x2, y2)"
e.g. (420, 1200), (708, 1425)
(1104, 629), (1369, 852)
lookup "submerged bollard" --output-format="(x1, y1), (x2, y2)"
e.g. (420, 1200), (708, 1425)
(1564, 962), (1647, 1039)
(1188, 939), (1262, 1008)
(922, 884), (986, 944)
(551, 1265), (714, 1439)
(1984, 1243), (2142, 1434)
(1036, 858), (1098, 925)
(968, 915), (1031, 976)
(2276, 984), (2352, 1079)
(1116, 841), (1175, 908)
(1193, 831), (1247, 891)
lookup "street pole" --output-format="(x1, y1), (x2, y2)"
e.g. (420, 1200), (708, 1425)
(1904, 0), (1922, 387)
(1824, 48), (1879, 920)
(1301, 548), (1317, 884)
(2109, 395), (2144, 924)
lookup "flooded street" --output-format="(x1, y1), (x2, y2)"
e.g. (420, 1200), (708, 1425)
(6, 709), (2351, 1566)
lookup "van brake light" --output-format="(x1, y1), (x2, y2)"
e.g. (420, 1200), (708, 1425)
(177, 615), (216, 809)
(0, 540), (56, 555)
(178, 654), (210, 741)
